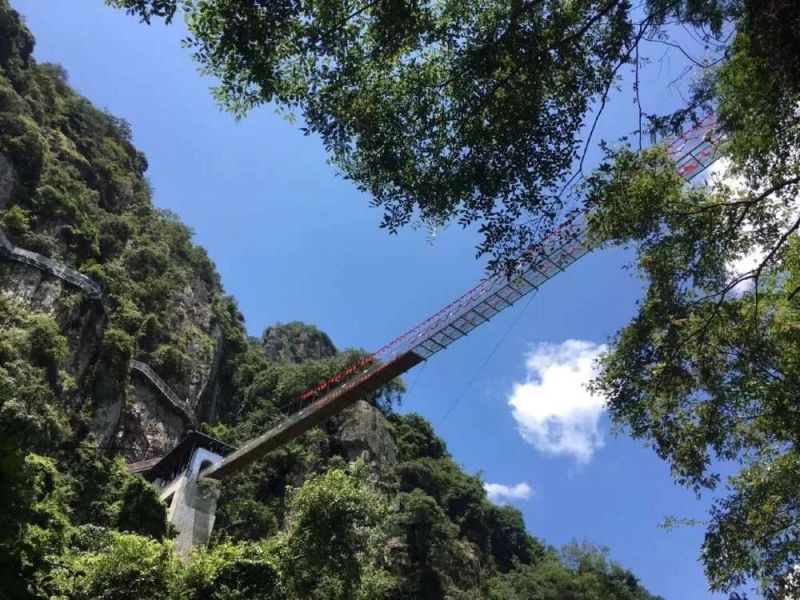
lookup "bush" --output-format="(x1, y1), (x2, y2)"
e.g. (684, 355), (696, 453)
(115, 476), (169, 541)
(51, 533), (183, 600)
(186, 541), (284, 600)
(281, 461), (395, 599)
(98, 327), (134, 375)
(26, 313), (68, 369)
(2, 204), (30, 234)
(0, 113), (45, 195)
(0, 454), (73, 599)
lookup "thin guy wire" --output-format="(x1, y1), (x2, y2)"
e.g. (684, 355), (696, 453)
(436, 291), (537, 428)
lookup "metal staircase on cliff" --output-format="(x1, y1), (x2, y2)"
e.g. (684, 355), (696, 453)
(130, 361), (197, 428)
(0, 228), (102, 298)
(0, 227), (194, 426)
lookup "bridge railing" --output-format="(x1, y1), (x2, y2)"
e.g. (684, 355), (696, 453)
(299, 115), (721, 404)
(298, 215), (593, 403)
(667, 113), (720, 180)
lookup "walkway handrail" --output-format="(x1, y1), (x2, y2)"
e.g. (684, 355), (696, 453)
(131, 360), (198, 428)
(0, 225), (199, 429)
(0, 228), (102, 298)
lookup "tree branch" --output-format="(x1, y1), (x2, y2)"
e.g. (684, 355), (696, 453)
(459, 0), (626, 124)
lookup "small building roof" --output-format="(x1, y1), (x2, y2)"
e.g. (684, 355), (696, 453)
(127, 431), (236, 482)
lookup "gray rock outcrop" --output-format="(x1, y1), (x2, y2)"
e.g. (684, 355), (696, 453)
(335, 400), (398, 465)
(262, 321), (337, 363)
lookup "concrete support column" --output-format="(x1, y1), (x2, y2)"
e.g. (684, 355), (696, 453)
(167, 475), (221, 558)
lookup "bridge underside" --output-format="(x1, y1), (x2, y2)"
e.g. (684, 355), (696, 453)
(201, 350), (423, 480)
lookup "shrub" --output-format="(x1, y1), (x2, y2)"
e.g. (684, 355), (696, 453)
(51, 533), (182, 600)
(26, 313), (68, 369)
(115, 476), (169, 541)
(186, 541), (284, 600)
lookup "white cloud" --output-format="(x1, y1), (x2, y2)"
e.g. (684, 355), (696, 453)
(708, 158), (797, 293)
(484, 482), (533, 503)
(508, 340), (607, 463)
(708, 159), (764, 291)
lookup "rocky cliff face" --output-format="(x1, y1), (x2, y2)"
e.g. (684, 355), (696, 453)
(0, 4), (406, 487)
(259, 322), (399, 465)
(0, 152), (14, 207)
(0, 261), (105, 384)
(0, 8), (242, 461)
(262, 321), (337, 363)
(0, 4), (389, 468)
(334, 399), (398, 465)
(0, 259), (65, 311)
(116, 376), (187, 461)
(0, 18), (388, 465)
(176, 278), (225, 414)
(0, 234), (226, 460)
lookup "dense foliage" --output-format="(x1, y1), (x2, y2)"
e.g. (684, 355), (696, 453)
(110, 0), (751, 271)
(0, 2), (661, 599)
(0, 0), (237, 593)
(577, 2), (800, 597)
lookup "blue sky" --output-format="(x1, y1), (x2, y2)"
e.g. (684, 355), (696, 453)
(15, 2), (729, 597)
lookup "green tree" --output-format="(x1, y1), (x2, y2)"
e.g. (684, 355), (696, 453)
(50, 533), (183, 600)
(585, 133), (800, 596)
(25, 314), (67, 370)
(115, 476), (169, 540)
(560, 3), (800, 596)
(185, 541), (284, 600)
(389, 413), (447, 461)
(395, 488), (459, 597)
(279, 461), (395, 599)
(484, 543), (661, 600)
(109, 0), (744, 270)
(0, 454), (73, 600)
(486, 503), (542, 573)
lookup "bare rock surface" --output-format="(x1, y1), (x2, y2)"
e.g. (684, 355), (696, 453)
(262, 321), (337, 363)
(115, 378), (187, 462)
(335, 400), (398, 465)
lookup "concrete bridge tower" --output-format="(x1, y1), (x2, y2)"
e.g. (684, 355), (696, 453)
(128, 432), (234, 557)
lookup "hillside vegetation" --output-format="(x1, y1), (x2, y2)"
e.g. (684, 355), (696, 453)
(0, 2), (660, 598)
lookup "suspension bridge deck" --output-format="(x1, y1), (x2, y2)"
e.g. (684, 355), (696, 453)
(200, 114), (721, 481)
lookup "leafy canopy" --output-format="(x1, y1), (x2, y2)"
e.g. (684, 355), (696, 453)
(108, 0), (736, 270)
(585, 4), (800, 590)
